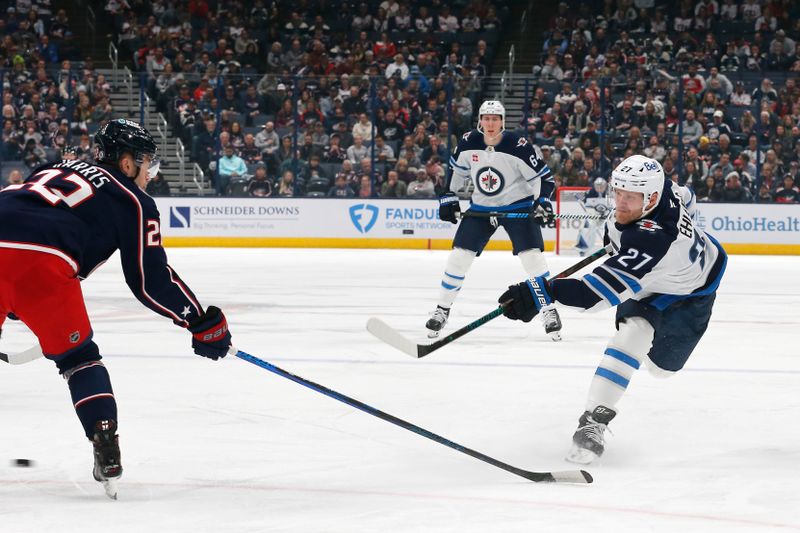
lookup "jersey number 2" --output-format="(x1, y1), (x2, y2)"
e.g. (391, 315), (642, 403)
(146, 220), (161, 247)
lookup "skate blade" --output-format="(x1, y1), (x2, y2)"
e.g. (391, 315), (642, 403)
(565, 444), (599, 465)
(101, 478), (119, 500)
(548, 331), (563, 342)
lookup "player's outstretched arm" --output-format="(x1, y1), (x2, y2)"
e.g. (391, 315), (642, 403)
(116, 194), (205, 326)
(500, 230), (666, 320)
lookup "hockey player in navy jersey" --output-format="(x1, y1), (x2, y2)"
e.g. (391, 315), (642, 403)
(428, 101), (563, 341)
(0, 119), (232, 498)
(499, 154), (726, 464)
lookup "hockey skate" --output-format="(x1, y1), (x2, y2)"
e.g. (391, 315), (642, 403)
(542, 306), (563, 341)
(92, 419), (122, 500)
(566, 405), (616, 465)
(425, 306), (450, 338)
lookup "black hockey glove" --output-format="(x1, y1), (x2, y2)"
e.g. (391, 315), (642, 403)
(438, 192), (461, 224)
(499, 277), (553, 322)
(532, 198), (555, 226)
(187, 306), (232, 360)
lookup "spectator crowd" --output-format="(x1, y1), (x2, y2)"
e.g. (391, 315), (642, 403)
(528, 0), (800, 203)
(107, 0), (505, 198)
(2, 0), (797, 203)
(1, 0), (108, 183)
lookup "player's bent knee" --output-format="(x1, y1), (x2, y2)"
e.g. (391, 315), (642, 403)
(447, 247), (477, 274)
(610, 317), (654, 361)
(518, 248), (548, 277)
(50, 340), (102, 375)
(644, 358), (677, 379)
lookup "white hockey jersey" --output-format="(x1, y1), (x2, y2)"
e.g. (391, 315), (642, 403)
(553, 181), (726, 312)
(448, 130), (554, 209)
(582, 188), (612, 216)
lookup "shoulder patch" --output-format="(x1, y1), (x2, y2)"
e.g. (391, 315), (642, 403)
(516, 136), (528, 147)
(636, 219), (662, 232)
(462, 131), (471, 141)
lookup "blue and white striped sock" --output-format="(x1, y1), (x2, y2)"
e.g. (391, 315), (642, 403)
(438, 270), (465, 309)
(587, 347), (641, 412)
(585, 317), (653, 412)
(437, 248), (475, 309)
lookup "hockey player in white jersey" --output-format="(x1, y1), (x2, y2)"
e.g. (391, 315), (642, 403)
(428, 100), (562, 340)
(574, 177), (612, 256)
(498, 154), (726, 464)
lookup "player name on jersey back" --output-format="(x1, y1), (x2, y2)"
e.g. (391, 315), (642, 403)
(50, 159), (114, 190)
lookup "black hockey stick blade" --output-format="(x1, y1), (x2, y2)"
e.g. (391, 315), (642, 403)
(0, 345), (43, 365)
(233, 347), (592, 484)
(367, 305), (505, 358)
(367, 246), (611, 358)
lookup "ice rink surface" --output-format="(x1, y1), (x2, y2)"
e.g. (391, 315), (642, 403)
(1, 247), (799, 532)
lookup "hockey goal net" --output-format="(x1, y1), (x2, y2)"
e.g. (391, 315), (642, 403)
(555, 186), (591, 255)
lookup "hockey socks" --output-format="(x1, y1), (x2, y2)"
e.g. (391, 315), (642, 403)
(585, 317), (652, 412)
(437, 248), (476, 309)
(64, 361), (118, 439)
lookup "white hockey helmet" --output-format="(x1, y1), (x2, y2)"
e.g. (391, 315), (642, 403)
(610, 154), (664, 216)
(593, 177), (608, 192)
(477, 100), (506, 134)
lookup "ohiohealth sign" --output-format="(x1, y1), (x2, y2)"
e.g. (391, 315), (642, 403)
(692, 203), (800, 245)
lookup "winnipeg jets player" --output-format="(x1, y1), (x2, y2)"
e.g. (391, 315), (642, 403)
(0, 119), (232, 498)
(575, 177), (612, 256)
(499, 154), (725, 464)
(428, 100), (562, 340)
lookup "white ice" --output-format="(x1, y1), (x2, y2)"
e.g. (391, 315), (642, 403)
(1, 248), (799, 532)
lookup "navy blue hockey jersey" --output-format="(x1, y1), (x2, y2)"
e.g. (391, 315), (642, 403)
(0, 159), (203, 326)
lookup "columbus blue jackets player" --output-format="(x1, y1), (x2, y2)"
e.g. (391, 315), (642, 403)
(0, 119), (233, 498)
(500, 154), (725, 464)
(429, 101), (563, 340)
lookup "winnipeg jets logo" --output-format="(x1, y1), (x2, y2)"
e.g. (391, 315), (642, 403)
(475, 166), (505, 196)
(637, 219), (661, 232)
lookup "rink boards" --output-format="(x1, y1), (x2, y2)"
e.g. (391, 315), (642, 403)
(156, 198), (800, 255)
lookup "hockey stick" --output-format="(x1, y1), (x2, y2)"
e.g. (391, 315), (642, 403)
(0, 345), (44, 365)
(233, 347), (592, 484)
(462, 211), (606, 221)
(367, 245), (611, 358)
